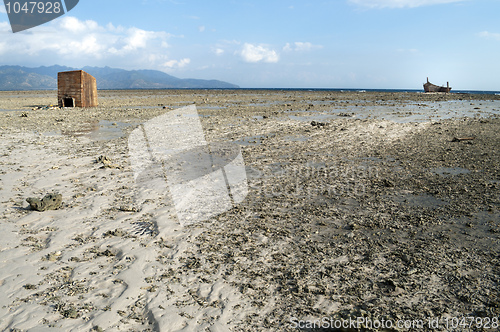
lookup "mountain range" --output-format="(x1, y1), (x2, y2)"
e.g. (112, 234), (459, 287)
(0, 65), (239, 90)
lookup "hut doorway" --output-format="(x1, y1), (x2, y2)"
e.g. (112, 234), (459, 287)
(61, 97), (75, 107)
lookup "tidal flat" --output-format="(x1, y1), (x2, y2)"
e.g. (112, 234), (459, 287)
(0, 89), (499, 331)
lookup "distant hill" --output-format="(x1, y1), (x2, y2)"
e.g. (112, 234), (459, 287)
(0, 65), (239, 90)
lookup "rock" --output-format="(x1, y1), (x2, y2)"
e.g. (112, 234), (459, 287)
(23, 284), (37, 290)
(96, 155), (119, 168)
(26, 193), (62, 212)
(118, 205), (140, 212)
(62, 307), (79, 319)
(381, 179), (395, 187)
(338, 112), (355, 117)
(311, 120), (327, 127)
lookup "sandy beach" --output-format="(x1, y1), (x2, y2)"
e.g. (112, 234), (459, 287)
(0, 89), (499, 331)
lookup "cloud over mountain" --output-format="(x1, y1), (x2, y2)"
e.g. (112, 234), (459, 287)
(0, 16), (185, 72)
(239, 43), (279, 63)
(0, 65), (239, 90)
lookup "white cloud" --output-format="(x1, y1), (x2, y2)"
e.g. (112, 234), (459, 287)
(162, 58), (191, 69)
(349, 0), (465, 8)
(123, 28), (159, 51)
(283, 42), (323, 52)
(0, 21), (9, 31)
(479, 31), (500, 41)
(214, 48), (224, 55)
(210, 40), (241, 57)
(198, 25), (206, 32)
(0, 17), (186, 71)
(0, 5), (6, 13)
(64, 35), (105, 56)
(240, 43), (279, 63)
(59, 16), (100, 33)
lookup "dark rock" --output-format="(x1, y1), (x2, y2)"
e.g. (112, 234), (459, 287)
(311, 120), (327, 127)
(26, 193), (62, 212)
(96, 155), (119, 168)
(381, 179), (395, 187)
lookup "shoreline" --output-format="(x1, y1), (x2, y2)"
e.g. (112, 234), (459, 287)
(0, 90), (498, 331)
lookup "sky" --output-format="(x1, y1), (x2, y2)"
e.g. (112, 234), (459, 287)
(1, 0), (499, 90)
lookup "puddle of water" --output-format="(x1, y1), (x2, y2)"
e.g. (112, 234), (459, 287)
(362, 210), (499, 254)
(42, 130), (61, 137)
(287, 113), (337, 122)
(312, 100), (500, 123)
(247, 101), (280, 107)
(172, 101), (195, 105)
(61, 124), (97, 137)
(198, 106), (224, 110)
(284, 135), (310, 142)
(127, 106), (162, 110)
(426, 210), (500, 251)
(391, 193), (448, 209)
(431, 167), (471, 177)
(52, 120), (137, 141)
(90, 120), (135, 141)
(362, 157), (384, 162)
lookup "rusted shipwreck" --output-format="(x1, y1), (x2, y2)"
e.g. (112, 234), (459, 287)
(423, 77), (451, 93)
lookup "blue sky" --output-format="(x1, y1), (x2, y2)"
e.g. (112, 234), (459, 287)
(1, 0), (500, 89)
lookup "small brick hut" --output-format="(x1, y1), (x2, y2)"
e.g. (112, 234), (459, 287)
(57, 70), (98, 107)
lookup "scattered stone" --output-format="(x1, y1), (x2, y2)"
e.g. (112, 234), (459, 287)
(26, 193), (62, 212)
(381, 179), (395, 187)
(338, 112), (355, 117)
(310, 120), (327, 127)
(32, 105), (60, 111)
(118, 205), (140, 212)
(43, 251), (62, 262)
(23, 284), (37, 290)
(96, 155), (119, 168)
(61, 307), (79, 319)
(452, 136), (475, 142)
(97, 249), (115, 257)
(103, 229), (127, 238)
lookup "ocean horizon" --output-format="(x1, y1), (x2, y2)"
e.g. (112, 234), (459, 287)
(2, 88), (499, 96)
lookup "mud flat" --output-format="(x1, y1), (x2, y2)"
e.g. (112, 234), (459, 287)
(0, 90), (499, 331)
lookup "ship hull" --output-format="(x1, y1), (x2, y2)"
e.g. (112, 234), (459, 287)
(423, 79), (451, 93)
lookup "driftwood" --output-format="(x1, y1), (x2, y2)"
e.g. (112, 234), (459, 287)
(452, 137), (475, 142)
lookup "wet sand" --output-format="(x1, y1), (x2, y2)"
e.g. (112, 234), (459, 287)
(0, 90), (499, 331)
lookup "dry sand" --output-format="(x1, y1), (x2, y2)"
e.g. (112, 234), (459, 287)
(0, 90), (499, 331)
